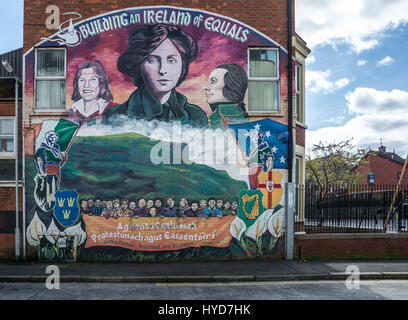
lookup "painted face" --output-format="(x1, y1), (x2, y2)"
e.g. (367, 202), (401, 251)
(179, 198), (188, 208)
(47, 133), (58, 145)
(129, 202), (136, 210)
(147, 200), (154, 208)
(80, 201), (87, 210)
(95, 199), (101, 207)
(141, 39), (183, 96)
(78, 67), (100, 102)
(208, 199), (216, 208)
(138, 199), (146, 208)
(113, 201), (120, 209)
(121, 201), (128, 210)
(87, 199), (93, 208)
(150, 207), (157, 217)
(231, 202), (238, 210)
(224, 202), (231, 209)
(155, 200), (162, 208)
(167, 198), (175, 208)
(199, 200), (207, 208)
(216, 200), (223, 208)
(202, 68), (229, 105)
(191, 203), (199, 211)
(106, 202), (113, 210)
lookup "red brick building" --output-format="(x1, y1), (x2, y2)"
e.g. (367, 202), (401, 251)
(0, 0), (310, 261)
(354, 145), (408, 186)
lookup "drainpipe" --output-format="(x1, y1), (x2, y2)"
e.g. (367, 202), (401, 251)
(287, 0), (294, 183)
(15, 79), (20, 262)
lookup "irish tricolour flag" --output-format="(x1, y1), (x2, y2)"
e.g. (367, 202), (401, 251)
(35, 119), (79, 153)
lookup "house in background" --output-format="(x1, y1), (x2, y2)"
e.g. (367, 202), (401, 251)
(0, 48), (23, 260)
(353, 144), (408, 186)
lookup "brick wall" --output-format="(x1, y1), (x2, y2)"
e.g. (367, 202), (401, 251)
(295, 234), (408, 260)
(295, 124), (305, 147)
(355, 153), (408, 185)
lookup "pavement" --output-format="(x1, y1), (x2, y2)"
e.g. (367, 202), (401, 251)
(0, 259), (407, 283)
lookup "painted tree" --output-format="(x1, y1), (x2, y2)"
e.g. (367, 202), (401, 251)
(305, 139), (367, 226)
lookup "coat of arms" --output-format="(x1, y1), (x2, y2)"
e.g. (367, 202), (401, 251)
(238, 190), (265, 227)
(53, 190), (80, 228)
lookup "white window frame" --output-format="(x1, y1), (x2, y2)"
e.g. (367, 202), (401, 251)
(0, 116), (15, 157)
(247, 47), (280, 113)
(34, 47), (67, 112)
(295, 61), (305, 124)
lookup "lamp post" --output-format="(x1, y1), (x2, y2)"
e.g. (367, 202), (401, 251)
(1, 59), (20, 262)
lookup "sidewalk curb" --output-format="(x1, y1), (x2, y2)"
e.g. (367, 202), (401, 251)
(1, 272), (408, 283)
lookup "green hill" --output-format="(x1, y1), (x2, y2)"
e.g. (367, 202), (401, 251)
(27, 132), (247, 203)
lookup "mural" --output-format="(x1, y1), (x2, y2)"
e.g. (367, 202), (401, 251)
(24, 7), (289, 261)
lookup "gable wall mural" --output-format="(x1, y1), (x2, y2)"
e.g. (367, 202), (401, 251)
(24, 7), (290, 261)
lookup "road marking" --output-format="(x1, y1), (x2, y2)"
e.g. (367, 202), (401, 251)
(156, 280), (408, 287)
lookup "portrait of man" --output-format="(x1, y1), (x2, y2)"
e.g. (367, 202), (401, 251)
(103, 24), (208, 127)
(162, 196), (179, 217)
(91, 198), (103, 216)
(202, 63), (248, 128)
(70, 60), (114, 119)
(184, 200), (201, 217)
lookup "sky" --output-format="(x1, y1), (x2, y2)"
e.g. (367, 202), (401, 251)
(296, 0), (408, 157)
(1, 0), (408, 157)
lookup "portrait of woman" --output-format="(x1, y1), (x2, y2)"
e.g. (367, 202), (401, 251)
(70, 60), (114, 119)
(102, 24), (208, 127)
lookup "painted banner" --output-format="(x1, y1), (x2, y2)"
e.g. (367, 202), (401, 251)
(84, 215), (234, 251)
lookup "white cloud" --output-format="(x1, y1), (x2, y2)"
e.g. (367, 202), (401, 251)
(306, 55), (316, 65)
(306, 69), (350, 94)
(307, 87), (408, 156)
(296, 0), (408, 53)
(357, 60), (367, 66)
(376, 56), (395, 66)
(322, 116), (346, 125)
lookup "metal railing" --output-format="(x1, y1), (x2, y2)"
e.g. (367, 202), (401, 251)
(295, 184), (408, 233)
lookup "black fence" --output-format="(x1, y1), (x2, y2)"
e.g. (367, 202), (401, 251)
(295, 184), (408, 233)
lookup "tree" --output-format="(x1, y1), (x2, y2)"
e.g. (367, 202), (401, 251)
(305, 139), (367, 226)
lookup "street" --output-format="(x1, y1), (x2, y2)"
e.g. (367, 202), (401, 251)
(2, 280), (408, 300)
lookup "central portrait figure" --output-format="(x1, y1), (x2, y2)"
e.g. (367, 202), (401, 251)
(103, 24), (208, 127)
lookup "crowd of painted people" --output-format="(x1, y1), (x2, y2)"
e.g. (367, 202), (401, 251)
(79, 197), (239, 219)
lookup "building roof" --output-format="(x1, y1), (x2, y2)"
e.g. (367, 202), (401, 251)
(374, 150), (406, 165)
(0, 48), (22, 80)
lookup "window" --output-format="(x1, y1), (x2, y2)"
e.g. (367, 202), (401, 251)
(248, 48), (279, 112)
(0, 118), (14, 155)
(35, 48), (66, 110)
(295, 63), (301, 122)
(368, 172), (375, 184)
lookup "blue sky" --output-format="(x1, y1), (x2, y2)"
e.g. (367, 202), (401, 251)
(0, 0), (23, 54)
(296, 0), (408, 156)
(306, 24), (408, 130)
(1, 0), (408, 156)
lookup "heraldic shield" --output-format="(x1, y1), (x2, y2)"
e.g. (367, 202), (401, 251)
(53, 190), (80, 228)
(238, 189), (265, 228)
